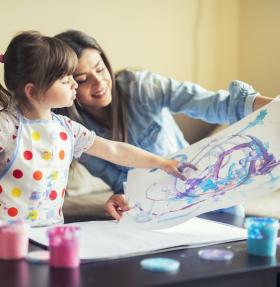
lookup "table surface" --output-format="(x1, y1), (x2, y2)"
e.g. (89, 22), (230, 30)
(1, 213), (280, 287)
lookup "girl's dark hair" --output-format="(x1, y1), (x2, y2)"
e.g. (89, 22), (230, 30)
(55, 30), (128, 142)
(0, 31), (77, 111)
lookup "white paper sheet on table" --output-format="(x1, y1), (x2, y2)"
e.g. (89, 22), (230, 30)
(124, 99), (280, 229)
(29, 217), (246, 262)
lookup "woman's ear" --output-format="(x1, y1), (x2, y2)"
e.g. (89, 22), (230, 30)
(24, 83), (38, 102)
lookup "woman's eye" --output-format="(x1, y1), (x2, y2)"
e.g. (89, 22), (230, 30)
(96, 61), (105, 73)
(76, 79), (87, 84)
(75, 77), (87, 84)
(97, 66), (105, 73)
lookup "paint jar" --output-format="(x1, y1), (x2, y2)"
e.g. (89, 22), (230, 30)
(245, 217), (279, 257)
(0, 221), (29, 260)
(48, 226), (80, 268)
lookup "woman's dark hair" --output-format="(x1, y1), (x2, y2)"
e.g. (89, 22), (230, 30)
(55, 30), (128, 142)
(0, 31), (77, 111)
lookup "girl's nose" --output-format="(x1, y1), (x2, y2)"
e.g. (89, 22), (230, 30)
(71, 76), (78, 89)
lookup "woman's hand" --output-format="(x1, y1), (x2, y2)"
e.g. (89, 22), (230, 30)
(253, 95), (273, 111)
(104, 194), (129, 220)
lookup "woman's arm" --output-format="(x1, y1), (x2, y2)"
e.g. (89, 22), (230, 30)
(253, 95), (273, 111)
(85, 136), (185, 180)
(127, 71), (266, 124)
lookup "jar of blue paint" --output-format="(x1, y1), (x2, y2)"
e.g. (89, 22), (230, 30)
(245, 217), (279, 257)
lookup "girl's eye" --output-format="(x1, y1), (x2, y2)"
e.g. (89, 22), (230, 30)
(61, 76), (71, 84)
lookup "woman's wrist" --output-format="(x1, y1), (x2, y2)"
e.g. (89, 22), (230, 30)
(253, 95), (273, 111)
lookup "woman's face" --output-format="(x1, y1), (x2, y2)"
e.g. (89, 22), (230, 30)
(73, 48), (112, 112)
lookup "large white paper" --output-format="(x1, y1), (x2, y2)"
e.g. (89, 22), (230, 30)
(124, 100), (280, 229)
(29, 217), (246, 261)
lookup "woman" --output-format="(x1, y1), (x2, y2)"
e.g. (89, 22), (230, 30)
(55, 30), (273, 220)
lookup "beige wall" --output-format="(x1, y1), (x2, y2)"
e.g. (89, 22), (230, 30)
(0, 0), (279, 96)
(240, 0), (280, 97)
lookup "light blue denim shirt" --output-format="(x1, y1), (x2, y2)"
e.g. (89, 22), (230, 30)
(79, 70), (257, 203)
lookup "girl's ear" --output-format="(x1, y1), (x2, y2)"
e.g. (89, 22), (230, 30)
(24, 83), (38, 101)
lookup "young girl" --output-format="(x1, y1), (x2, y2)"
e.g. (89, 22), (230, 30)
(0, 31), (183, 227)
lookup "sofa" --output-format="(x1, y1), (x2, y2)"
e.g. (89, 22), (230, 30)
(63, 114), (280, 223)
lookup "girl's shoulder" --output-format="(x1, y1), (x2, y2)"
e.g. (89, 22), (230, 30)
(52, 113), (92, 137)
(52, 113), (74, 132)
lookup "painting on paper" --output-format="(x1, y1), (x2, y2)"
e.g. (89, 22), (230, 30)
(123, 100), (280, 229)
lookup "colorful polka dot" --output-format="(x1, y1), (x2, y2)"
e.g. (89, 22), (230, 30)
(0, 185), (2, 193)
(27, 210), (39, 220)
(11, 187), (22, 197)
(33, 171), (43, 181)
(59, 132), (68, 141)
(32, 131), (41, 141)
(49, 190), (57, 200)
(59, 150), (65, 160)
(51, 171), (58, 180)
(13, 169), (23, 179)
(8, 207), (18, 217)
(23, 150), (33, 160)
(42, 151), (52, 160)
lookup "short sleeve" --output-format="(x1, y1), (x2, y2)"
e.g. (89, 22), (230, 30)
(60, 116), (96, 159)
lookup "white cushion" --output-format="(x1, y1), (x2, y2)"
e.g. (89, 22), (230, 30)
(67, 160), (111, 197)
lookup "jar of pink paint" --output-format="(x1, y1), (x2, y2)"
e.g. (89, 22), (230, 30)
(48, 226), (80, 268)
(0, 221), (29, 260)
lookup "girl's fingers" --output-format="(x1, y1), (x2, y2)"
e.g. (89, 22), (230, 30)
(178, 162), (197, 172)
(171, 170), (187, 181)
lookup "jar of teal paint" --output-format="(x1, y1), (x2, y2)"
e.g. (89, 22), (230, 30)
(245, 217), (279, 257)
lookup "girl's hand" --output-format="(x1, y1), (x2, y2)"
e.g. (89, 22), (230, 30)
(104, 194), (129, 220)
(160, 159), (187, 181)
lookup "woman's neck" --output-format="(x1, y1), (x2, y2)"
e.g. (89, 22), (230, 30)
(84, 106), (111, 129)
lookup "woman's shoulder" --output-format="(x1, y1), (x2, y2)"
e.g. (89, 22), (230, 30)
(115, 69), (168, 103)
(115, 68), (162, 83)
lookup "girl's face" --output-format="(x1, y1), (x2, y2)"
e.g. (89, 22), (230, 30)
(42, 75), (78, 109)
(73, 48), (112, 113)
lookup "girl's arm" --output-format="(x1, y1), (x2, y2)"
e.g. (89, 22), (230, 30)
(85, 136), (185, 180)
